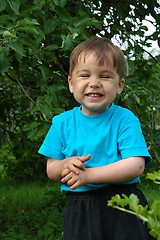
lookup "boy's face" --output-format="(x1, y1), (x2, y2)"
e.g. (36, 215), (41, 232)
(68, 52), (125, 116)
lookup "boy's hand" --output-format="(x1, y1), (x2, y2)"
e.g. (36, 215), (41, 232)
(61, 168), (89, 190)
(61, 154), (91, 177)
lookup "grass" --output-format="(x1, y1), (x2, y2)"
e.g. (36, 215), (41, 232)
(0, 183), (47, 210)
(0, 181), (66, 240)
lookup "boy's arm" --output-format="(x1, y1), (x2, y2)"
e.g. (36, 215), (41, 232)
(47, 154), (91, 181)
(87, 156), (145, 183)
(61, 157), (145, 189)
(47, 158), (67, 181)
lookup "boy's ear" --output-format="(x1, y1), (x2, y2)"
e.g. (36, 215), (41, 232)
(117, 78), (125, 94)
(68, 76), (73, 93)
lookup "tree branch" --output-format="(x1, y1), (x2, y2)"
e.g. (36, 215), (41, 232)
(123, 33), (159, 63)
(5, 72), (48, 120)
(5, 73), (37, 105)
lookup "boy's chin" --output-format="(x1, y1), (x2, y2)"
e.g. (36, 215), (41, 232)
(81, 105), (109, 116)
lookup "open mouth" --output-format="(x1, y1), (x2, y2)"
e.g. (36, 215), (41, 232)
(85, 93), (103, 97)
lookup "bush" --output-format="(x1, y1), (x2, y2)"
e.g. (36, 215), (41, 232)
(0, 182), (66, 240)
(0, 143), (46, 183)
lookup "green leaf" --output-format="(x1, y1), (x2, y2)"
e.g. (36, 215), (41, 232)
(17, 18), (40, 27)
(59, 0), (67, 8)
(55, 6), (71, 22)
(53, 107), (65, 115)
(90, 19), (102, 29)
(9, 41), (26, 57)
(44, 19), (56, 34)
(23, 122), (41, 131)
(33, 0), (46, 9)
(38, 102), (51, 119)
(0, 0), (6, 12)
(40, 65), (50, 81)
(36, 123), (51, 138)
(73, 16), (89, 27)
(54, 0), (67, 7)
(146, 171), (160, 184)
(73, 16), (102, 29)
(61, 34), (72, 50)
(108, 194), (148, 222)
(3, 30), (15, 39)
(7, 0), (20, 15)
(16, 26), (39, 35)
(43, 44), (59, 51)
(0, 47), (10, 73)
(133, 94), (140, 105)
(24, 121), (50, 139)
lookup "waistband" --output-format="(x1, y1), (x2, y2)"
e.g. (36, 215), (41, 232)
(66, 184), (138, 197)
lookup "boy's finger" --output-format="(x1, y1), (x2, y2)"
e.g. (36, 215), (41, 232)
(61, 168), (70, 177)
(61, 172), (72, 183)
(78, 154), (91, 162)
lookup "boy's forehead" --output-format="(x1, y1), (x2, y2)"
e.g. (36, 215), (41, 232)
(77, 51), (114, 67)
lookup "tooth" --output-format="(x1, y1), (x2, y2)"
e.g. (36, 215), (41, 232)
(91, 94), (98, 96)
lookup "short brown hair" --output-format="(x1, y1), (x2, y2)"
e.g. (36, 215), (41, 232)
(69, 36), (127, 79)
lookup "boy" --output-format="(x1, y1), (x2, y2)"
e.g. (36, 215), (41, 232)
(38, 36), (153, 240)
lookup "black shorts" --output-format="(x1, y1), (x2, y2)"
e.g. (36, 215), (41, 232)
(64, 184), (154, 240)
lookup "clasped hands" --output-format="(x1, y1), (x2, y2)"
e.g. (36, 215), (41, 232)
(61, 154), (91, 190)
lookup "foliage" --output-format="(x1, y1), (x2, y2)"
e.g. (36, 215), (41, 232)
(119, 56), (160, 166)
(146, 170), (160, 185)
(0, 143), (46, 183)
(0, 182), (65, 240)
(108, 171), (160, 239)
(0, 0), (160, 182)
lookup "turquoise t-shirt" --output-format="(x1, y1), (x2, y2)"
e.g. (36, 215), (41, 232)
(38, 104), (151, 192)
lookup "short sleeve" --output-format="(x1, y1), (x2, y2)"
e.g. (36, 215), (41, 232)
(118, 115), (152, 166)
(38, 117), (64, 159)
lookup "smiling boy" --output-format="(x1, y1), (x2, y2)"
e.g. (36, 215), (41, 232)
(68, 52), (124, 116)
(38, 37), (154, 240)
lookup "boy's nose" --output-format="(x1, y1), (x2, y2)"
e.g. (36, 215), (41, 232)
(89, 78), (100, 88)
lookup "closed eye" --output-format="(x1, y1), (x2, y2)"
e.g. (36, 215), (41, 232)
(79, 74), (90, 78)
(101, 75), (111, 79)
